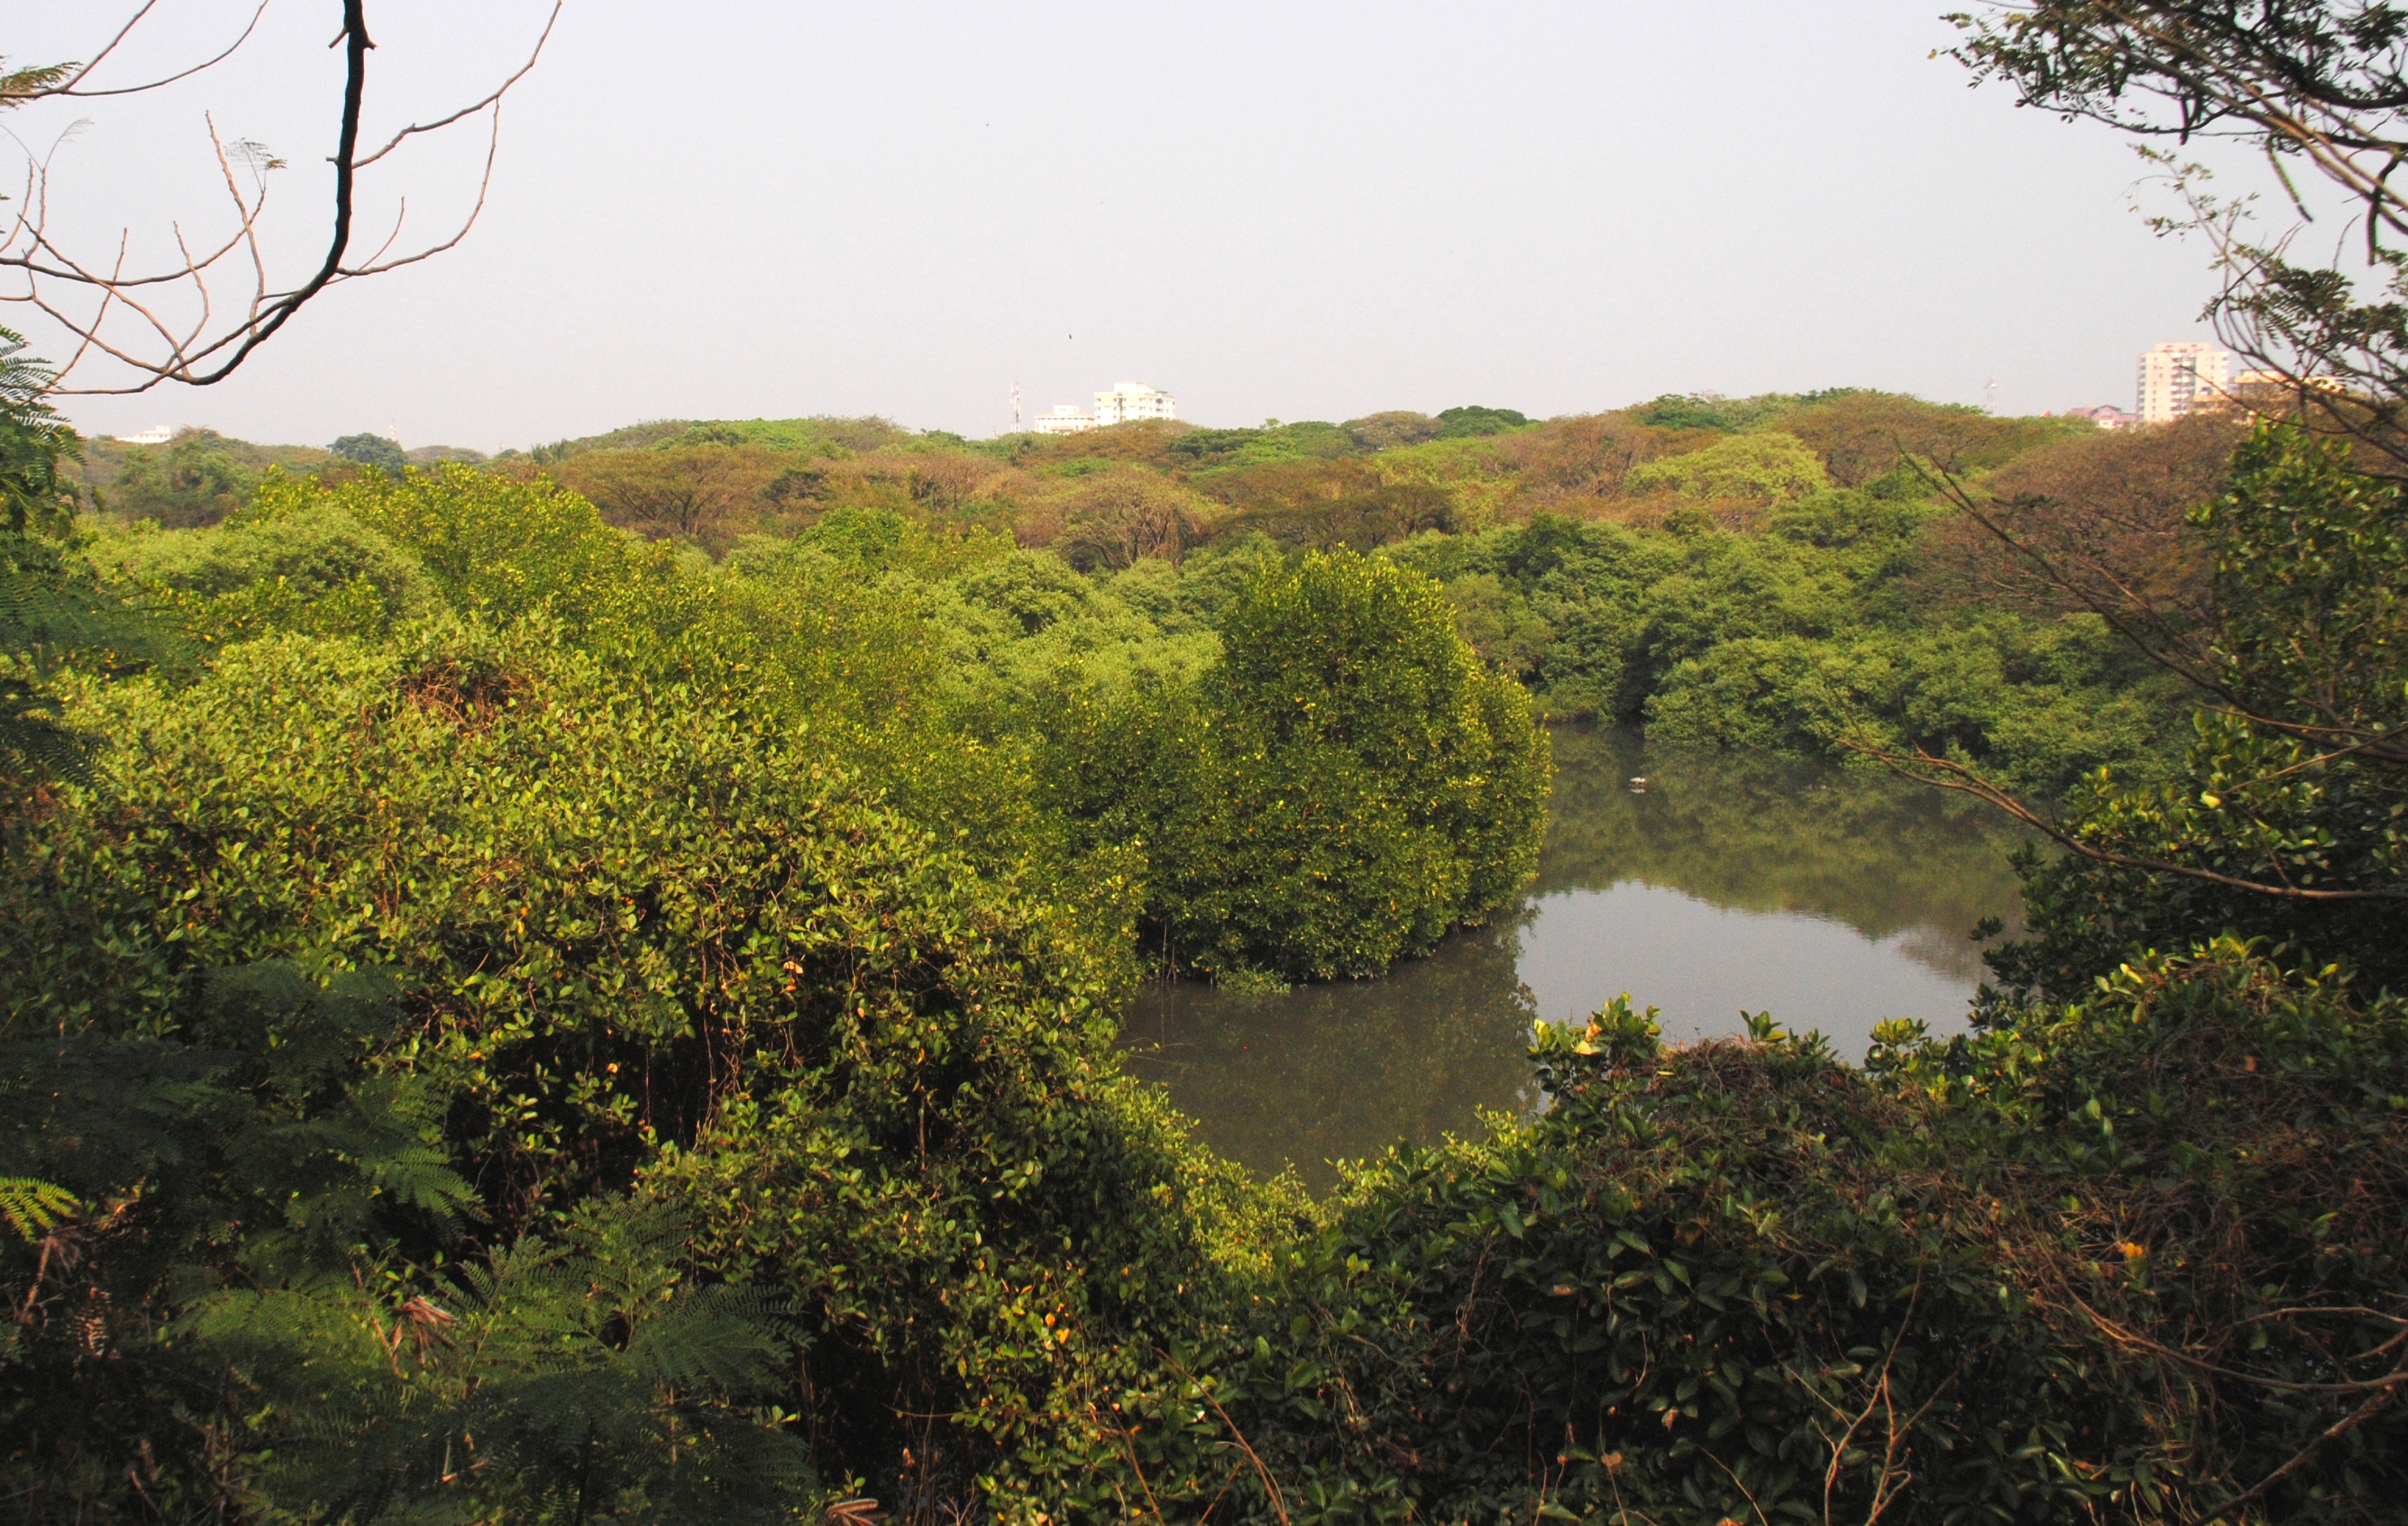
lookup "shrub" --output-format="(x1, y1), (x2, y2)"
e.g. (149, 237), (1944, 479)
(1153, 942), (2408, 1522)
(1147, 551), (1550, 980)
(0, 629), (1272, 1510)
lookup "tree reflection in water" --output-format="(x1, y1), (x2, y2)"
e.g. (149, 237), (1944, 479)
(1541, 725), (2029, 977)
(1124, 911), (1544, 1193)
(1123, 725), (2032, 1190)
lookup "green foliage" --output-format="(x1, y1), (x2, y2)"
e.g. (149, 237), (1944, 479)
(1165, 420), (1353, 470)
(329, 432), (409, 472)
(738, 529), (1553, 984)
(1886, 943), (2408, 1520)
(97, 504), (436, 644)
(187, 1199), (814, 1524)
(1120, 552), (1549, 980)
(0, 341), (180, 795)
(0, 330), (77, 539)
(0, 1177), (73, 1241)
(0, 956), (809, 1521)
(0, 625), (1274, 1510)
(1081, 942), (2406, 1522)
(101, 430), (263, 529)
(1387, 512), (1669, 720)
(248, 463), (685, 637)
(2207, 421), (2406, 734)
(1989, 422), (2408, 997)
(1, 535), (108, 787)
(1433, 404), (1530, 438)
(1644, 613), (2174, 792)
(1637, 388), (1858, 432)
(11, 373), (2386, 1519)
(1388, 502), (2186, 795)
(7, 630), (1040, 1206)
(1623, 428), (1832, 505)
(522, 414), (910, 465)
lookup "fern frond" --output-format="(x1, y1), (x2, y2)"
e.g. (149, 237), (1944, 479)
(0, 1176), (77, 1240)
(0, 702), (95, 786)
(626, 1285), (794, 1394)
(0, 62), (77, 107)
(362, 1142), (477, 1215)
(562, 1194), (693, 1321)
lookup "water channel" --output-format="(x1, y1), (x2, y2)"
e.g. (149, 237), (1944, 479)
(1120, 725), (2032, 1191)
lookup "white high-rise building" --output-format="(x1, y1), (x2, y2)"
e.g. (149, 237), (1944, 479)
(2137, 343), (2232, 423)
(1092, 381), (1176, 426)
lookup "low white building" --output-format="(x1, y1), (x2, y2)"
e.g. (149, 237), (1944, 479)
(1032, 405), (1095, 436)
(2137, 343), (2231, 423)
(2061, 404), (2139, 431)
(1028, 382), (1177, 434)
(1092, 381), (1176, 426)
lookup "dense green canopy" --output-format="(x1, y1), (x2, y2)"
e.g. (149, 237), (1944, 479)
(4, 364), (2403, 1517)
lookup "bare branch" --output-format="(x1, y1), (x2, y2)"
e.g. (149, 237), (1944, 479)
(354, 1), (561, 169)
(1915, 447), (2408, 767)
(344, 105), (502, 278)
(54, 2), (274, 102)
(2187, 1378), (2406, 1526)
(1908, 453), (2231, 697)
(23, 2), (162, 99)
(1, 2), (557, 394)
(1841, 740), (2408, 904)
(151, 0), (371, 387)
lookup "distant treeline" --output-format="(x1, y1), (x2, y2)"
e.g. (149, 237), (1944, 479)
(79, 392), (2239, 797)
(78, 390), (2091, 550)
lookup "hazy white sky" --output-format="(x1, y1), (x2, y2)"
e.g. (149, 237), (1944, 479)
(11, 2), (2271, 448)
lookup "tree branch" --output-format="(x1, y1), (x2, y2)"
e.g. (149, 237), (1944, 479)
(52, 2), (274, 102)
(0, 2), (557, 394)
(1841, 740), (2408, 903)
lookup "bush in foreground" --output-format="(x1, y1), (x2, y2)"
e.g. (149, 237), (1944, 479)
(1080, 942), (2406, 1522)
(0, 629), (1281, 1518)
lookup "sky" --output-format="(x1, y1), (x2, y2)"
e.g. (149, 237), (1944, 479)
(8, 2), (2285, 448)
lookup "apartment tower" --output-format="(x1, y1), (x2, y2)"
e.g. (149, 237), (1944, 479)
(2137, 342), (2231, 423)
